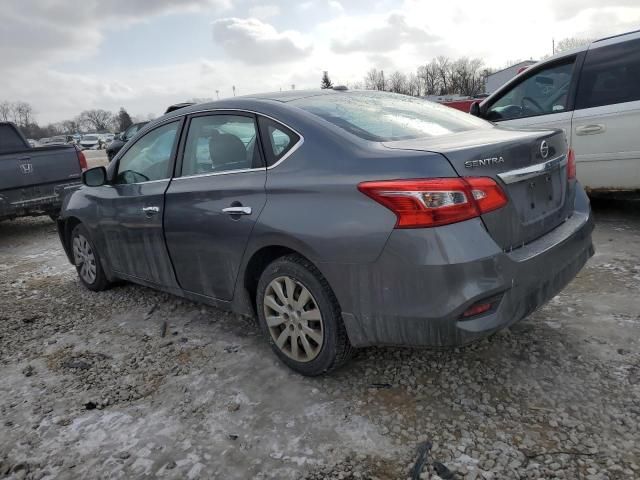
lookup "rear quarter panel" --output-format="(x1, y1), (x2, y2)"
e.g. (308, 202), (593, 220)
(240, 107), (459, 315)
(246, 116), (459, 264)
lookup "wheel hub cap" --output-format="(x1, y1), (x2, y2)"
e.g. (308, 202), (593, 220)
(72, 234), (97, 284)
(263, 276), (324, 362)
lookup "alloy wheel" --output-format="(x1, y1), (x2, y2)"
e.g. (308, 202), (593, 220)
(73, 234), (97, 285)
(263, 276), (324, 362)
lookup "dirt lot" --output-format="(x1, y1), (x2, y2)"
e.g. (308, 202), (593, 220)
(0, 200), (638, 480)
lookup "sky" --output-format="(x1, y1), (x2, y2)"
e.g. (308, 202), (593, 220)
(1, 0), (639, 124)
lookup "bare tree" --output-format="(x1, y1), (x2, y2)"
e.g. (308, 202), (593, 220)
(417, 63), (439, 96)
(79, 109), (113, 132)
(365, 68), (386, 91)
(61, 118), (82, 134)
(14, 102), (33, 127)
(407, 73), (420, 96)
(388, 71), (408, 94)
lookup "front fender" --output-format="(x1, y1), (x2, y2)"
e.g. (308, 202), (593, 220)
(58, 187), (116, 281)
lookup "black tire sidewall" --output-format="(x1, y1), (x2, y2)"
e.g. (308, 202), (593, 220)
(71, 224), (109, 291)
(256, 257), (341, 376)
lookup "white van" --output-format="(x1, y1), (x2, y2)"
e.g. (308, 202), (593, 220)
(472, 30), (640, 193)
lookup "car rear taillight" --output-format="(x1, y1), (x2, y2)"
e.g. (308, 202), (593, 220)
(461, 302), (492, 318)
(358, 177), (508, 228)
(567, 148), (576, 180)
(75, 146), (88, 171)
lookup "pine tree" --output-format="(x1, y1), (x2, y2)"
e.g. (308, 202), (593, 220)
(117, 108), (133, 132)
(321, 71), (333, 89)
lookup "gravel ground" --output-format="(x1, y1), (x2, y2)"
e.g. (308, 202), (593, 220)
(0, 201), (638, 480)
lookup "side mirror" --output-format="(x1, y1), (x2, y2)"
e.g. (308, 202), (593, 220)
(82, 166), (107, 187)
(469, 101), (481, 117)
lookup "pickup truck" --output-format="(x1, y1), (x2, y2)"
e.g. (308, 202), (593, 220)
(0, 122), (87, 222)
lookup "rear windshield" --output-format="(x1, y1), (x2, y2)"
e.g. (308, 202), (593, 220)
(83, 135), (98, 141)
(290, 91), (490, 141)
(0, 124), (27, 152)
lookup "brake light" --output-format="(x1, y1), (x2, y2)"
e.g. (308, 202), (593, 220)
(567, 148), (576, 180)
(358, 177), (508, 228)
(75, 146), (88, 171)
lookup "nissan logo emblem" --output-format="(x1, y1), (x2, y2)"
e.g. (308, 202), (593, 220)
(540, 140), (549, 159)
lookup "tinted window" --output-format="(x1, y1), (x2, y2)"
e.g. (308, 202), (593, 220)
(576, 39), (640, 109)
(115, 121), (179, 184)
(258, 117), (300, 166)
(181, 115), (260, 176)
(0, 124), (27, 152)
(487, 59), (575, 121)
(290, 91), (489, 141)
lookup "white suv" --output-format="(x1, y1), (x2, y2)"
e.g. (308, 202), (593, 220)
(472, 30), (640, 193)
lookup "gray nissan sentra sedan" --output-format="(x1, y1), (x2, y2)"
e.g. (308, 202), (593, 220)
(57, 89), (594, 376)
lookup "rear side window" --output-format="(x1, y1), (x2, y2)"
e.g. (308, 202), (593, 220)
(576, 38), (640, 109)
(181, 114), (261, 176)
(0, 124), (27, 153)
(258, 117), (300, 166)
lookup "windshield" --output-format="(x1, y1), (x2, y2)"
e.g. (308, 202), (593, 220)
(83, 135), (98, 141)
(290, 91), (490, 141)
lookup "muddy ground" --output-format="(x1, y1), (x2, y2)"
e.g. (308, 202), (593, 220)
(0, 199), (638, 480)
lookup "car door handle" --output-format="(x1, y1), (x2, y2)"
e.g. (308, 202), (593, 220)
(142, 206), (160, 214)
(222, 206), (252, 215)
(575, 124), (605, 136)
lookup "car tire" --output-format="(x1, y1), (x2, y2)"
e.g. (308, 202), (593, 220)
(70, 223), (110, 292)
(256, 254), (352, 376)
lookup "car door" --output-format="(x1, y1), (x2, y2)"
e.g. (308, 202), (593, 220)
(571, 35), (640, 190)
(99, 119), (183, 287)
(483, 56), (580, 139)
(163, 112), (267, 301)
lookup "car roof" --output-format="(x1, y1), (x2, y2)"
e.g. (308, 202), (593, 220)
(161, 88), (367, 119)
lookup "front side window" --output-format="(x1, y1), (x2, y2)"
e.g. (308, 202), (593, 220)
(258, 117), (300, 166)
(181, 115), (261, 177)
(290, 91), (489, 141)
(575, 38), (640, 110)
(115, 121), (179, 184)
(487, 60), (576, 121)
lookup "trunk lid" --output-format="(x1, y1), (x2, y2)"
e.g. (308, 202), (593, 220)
(383, 128), (575, 250)
(0, 145), (81, 193)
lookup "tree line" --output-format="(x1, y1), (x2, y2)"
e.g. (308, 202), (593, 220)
(321, 57), (492, 97)
(363, 57), (490, 97)
(0, 101), (145, 140)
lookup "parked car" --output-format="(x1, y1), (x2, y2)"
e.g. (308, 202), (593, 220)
(48, 135), (75, 145)
(0, 122), (87, 221)
(57, 90), (594, 375)
(471, 30), (640, 193)
(106, 122), (148, 161)
(79, 134), (103, 150)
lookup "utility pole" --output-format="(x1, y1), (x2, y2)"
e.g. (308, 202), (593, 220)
(552, 38), (555, 55)
(232, 85), (236, 96)
(215, 90), (219, 100)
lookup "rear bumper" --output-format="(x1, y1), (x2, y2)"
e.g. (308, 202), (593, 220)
(323, 186), (594, 347)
